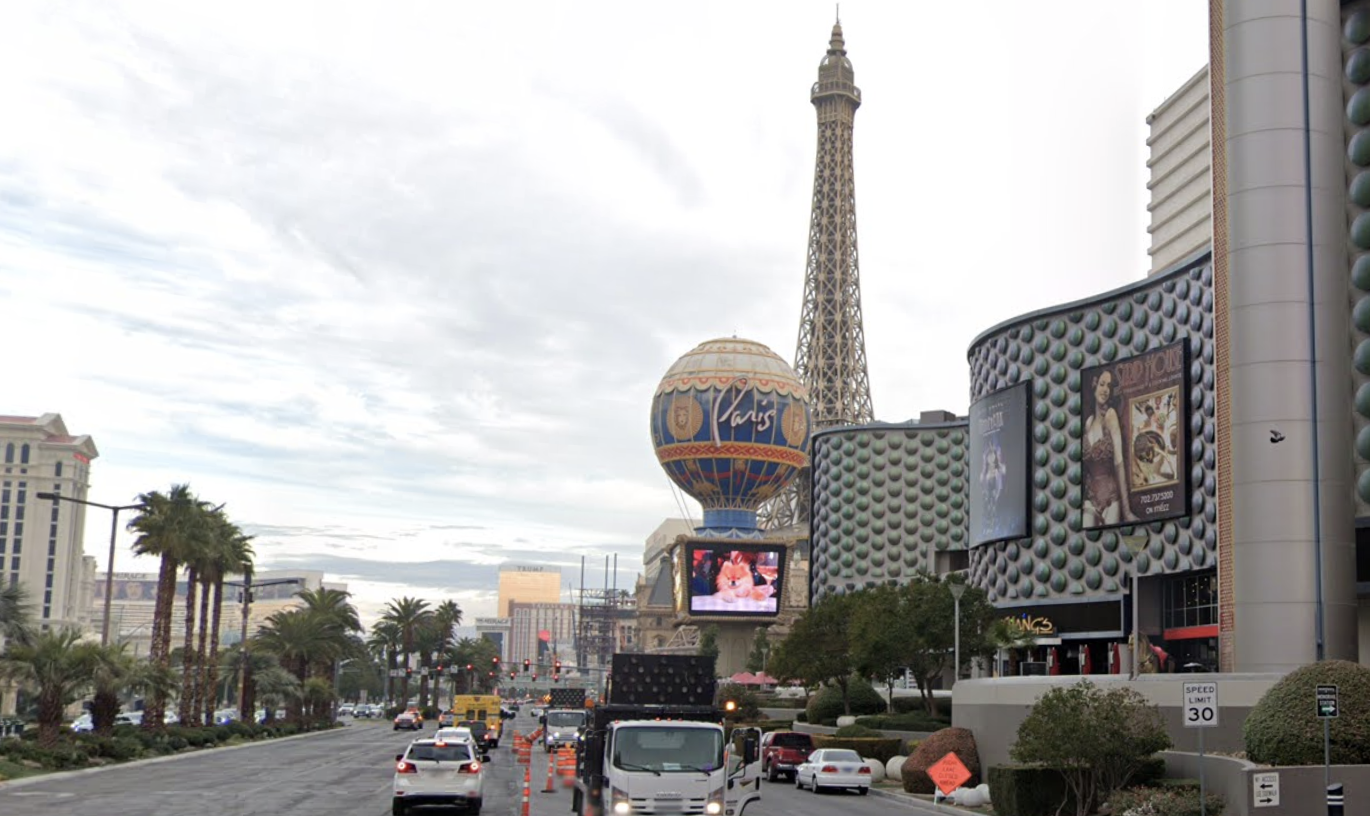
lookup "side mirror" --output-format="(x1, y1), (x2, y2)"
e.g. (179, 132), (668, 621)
(742, 737), (758, 765)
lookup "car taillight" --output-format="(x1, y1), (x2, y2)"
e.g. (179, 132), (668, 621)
(459, 761), (482, 774)
(396, 761), (418, 774)
(859, 766), (872, 774)
(821, 765), (839, 773)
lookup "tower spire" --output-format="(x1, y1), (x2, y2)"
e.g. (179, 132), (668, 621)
(760, 23), (874, 531)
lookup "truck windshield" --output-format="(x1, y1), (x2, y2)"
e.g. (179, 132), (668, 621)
(546, 711), (585, 728)
(612, 726), (723, 774)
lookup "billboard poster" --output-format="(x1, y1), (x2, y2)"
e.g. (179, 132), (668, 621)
(1081, 340), (1190, 528)
(684, 542), (786, 616)
(969, 382), (1030, 546)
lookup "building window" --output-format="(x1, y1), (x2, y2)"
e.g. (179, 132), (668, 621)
(19, 444), (28, 464)
(1162, 570), (1217, 630)
(54, 461), (62, 478)
(3, 444), (11, 464)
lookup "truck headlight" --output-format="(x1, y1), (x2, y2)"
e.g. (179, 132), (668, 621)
(611, 787), (631, 814)
(704, 803), (722, 815)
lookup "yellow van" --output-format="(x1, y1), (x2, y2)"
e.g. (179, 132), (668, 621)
(449, 694), (503, 747)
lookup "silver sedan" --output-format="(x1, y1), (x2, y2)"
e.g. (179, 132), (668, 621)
(794, 748), (872, 795)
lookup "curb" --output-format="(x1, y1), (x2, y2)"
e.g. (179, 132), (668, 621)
(868, 785), (985, 814)
(0, 723), (351, 790)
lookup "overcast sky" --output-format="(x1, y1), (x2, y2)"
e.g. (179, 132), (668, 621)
(0, 1), (1210, 629)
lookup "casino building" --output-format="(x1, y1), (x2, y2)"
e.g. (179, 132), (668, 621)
(810, 1), (1370, 674)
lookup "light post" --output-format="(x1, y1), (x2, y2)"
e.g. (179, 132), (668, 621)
(224, 574), (301, 718)
(36, 492), (142, 647)
(950, 582), (967, 683)
(1121, 533), (1148, 680)
(333, 658), (355, 722)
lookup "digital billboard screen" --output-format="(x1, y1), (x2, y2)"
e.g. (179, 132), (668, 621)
(969, 382), (1031, 546)
(685, 542), (786, 616)
(1081, 340), (1190, 529)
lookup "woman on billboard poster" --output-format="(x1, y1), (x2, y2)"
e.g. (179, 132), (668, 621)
(1083, 370), (1138, 527)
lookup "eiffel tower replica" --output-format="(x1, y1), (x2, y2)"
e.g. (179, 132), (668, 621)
(761, 18), (875, 533)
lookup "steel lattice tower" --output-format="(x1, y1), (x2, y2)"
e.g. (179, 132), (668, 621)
(763, 20), (875, 531)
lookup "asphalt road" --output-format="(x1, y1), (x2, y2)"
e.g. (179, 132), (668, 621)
(0, 710), (939, 816)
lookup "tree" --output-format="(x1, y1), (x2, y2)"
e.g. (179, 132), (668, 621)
(368, 620), (402, 705)
(1012, 680), (1170, 816)
(696, 625), (720, 661)
(128, 483), (211, 730)
(0, 628), (96, 746)
(381, 597), (431, 704)
(849, 583), (915, 712)
(88, 641), (138, 734)
(744, 626), (771, 674)
(199, 513), (253, 725)
(768, 593), (857, 714)
(0, 582), (32, 647)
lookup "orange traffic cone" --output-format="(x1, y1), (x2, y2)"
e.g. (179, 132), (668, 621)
(543, 747), (556, 793)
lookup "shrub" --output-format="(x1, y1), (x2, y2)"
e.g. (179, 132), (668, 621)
(1244, 659), (1370, 765)
(855, 711), (950, 732)
(812, 736), (904, 764)
(833, 724), (884, 738)
(988, 765), (1077, 816)
(901, 727), (980, 794)
(805, 679), (884, 725)
(716, 683), (761, 722)
(794, 711), (807, 723)
(1109, 786), (1224, 816)
(1012, 680), (1171, 816)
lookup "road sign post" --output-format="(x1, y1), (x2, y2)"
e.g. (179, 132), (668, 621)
(1184, 682), (1218, 816)
(1317, 685), (1338, 794)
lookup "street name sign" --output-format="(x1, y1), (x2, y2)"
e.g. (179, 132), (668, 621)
(1252, 772), (1279, 808)
(1183, 681), (1218, 728)
(1316, 685), (1338, 718)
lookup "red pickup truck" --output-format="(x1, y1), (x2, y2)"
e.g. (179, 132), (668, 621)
(761, 731), (815, 782)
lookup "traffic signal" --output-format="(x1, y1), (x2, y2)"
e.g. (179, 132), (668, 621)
(466, 663), (473, 671)
(435, 664), (443, 674)
(554, 659), (562, 673)
(532, 673), (538, 680)
(523, 658), (531, 672)
(553, 674), (560, 684)
(510, 671), (516, 680)
(492, 656), (500, 667)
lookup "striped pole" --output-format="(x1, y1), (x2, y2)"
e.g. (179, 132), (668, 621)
(522, 766), (531, 816)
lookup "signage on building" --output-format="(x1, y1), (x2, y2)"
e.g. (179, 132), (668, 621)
(513, 566), (550, 573)
(475, 618), (510, 627)
(1003, 614), (1055, 636)
(995, 600), (1122, 638)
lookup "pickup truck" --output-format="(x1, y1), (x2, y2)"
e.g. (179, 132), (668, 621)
(761, 730), (815, 782)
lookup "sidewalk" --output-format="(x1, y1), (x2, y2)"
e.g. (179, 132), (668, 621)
(866, 780), (988, 814)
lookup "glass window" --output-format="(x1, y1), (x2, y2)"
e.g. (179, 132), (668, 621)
(1163, 570), (1217, 629)
(19, 445), (28, 464)
(54, 461), (62, 477)
(4, 444), (12, 464)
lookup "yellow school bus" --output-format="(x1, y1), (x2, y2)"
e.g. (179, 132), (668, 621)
(449, 694), (504, 747)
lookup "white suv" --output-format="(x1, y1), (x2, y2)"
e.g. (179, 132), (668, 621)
(393, 738), (488, 815)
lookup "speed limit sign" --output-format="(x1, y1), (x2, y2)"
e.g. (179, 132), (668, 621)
(1183, 682), (1219, 728)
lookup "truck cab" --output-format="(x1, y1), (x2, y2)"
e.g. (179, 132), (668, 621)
(541, 708), (587, 753)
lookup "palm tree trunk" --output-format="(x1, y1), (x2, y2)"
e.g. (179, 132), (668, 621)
(203, 579), (225, 726)
(191, 575), (211, 725)
(178, 565), (199, 724)
(419, 651), (431, 709)
(144, 554), (179, 730)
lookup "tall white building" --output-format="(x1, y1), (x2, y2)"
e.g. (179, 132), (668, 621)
(0, 413), (99, 630)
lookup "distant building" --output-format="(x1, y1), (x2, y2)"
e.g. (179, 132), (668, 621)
(474, 617), (511, 662)
(497, 565), (561, 617)
(507, 601), (577, 673)
(1146, 65), (1212, 275)
(0, 413), (99, 630)
(643, 518), (693, 584)
(94, 569), (337, 658)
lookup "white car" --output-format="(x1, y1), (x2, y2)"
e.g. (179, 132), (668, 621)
(794, 748), (872, 795)
(393, 738), (488, 815)
(70, 714), (93, 733)
(433, 727), (475, 745)
(113, 711), (144, 727)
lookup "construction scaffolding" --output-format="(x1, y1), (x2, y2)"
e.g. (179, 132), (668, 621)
(575, 555), (634, 673)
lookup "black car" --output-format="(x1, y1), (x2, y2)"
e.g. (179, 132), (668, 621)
(457, 719), (494, 751)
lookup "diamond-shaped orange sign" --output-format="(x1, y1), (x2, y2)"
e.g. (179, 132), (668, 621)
(927, 751), (972, 795)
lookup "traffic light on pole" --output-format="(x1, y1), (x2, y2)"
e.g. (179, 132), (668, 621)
(523, 658), (530, 672)
(510, 671), (516, 680)
(553, 674), (560, 684)
(554, 659), (562, 673)
(466, 663), (473, 672)
(532, 673), (538, 681)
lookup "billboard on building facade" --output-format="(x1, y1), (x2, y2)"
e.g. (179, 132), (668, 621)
(969, 382), (1030, 546)
(684, 542), (786, 616)
(1081, 340), (1190, 529)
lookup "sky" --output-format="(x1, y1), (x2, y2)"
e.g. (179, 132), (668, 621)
(0, 1), (1210, 630)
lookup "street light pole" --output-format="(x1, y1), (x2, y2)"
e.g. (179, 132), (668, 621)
(1122, 533), (1148, 680)
(950, 582), (967, 684)
(36, 492), (142, 647)
(224, 575), (300, 720)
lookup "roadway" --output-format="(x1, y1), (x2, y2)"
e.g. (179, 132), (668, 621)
(0, 709), (944, 816)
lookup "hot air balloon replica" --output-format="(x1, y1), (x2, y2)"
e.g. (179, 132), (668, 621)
(649, 337), (811, 626)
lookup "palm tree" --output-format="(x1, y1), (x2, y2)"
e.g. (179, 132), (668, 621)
(177, 503), (222, 725)
(128, 484), (211, 730)
(0, 628), (97, 746)
(367, 621), (402, 705)
(381, 597), (430, 705)
(429, 601), (462, 709)
(89, 641), (138, 734)
(199, 516), (253, 725)
(0, 582), (33, 647)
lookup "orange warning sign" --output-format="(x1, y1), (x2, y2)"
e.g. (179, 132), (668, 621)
(927, 751), (972, 795)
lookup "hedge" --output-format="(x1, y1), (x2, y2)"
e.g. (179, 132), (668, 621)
(0, 720), (326, 773)
(988, 764), (1080, 816)
(1108, 786), (1224, 816)
(812, 736), (903, 764)
(854, 712), (950, 732)
(1244, 659), (1370, 765)
(805, 681), (885, 725)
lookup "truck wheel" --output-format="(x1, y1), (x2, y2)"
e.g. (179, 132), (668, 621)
(766, 764), (777, 783)
(572, 788), (583, 815)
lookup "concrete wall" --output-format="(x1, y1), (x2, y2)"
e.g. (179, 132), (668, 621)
(1164, 751), (1370, 816)
(951, 674), (1282, 769)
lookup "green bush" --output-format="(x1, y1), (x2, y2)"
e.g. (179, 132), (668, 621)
(1109, 786), (1224, 816)
(1244, 659), (1370, 765)
(811, 736), (903, 764)
(855, 711), (950, 732)
(805, 680), (885, 725)
(716, 683), (762, 722)
(794, 711), (807, 723)
(988, 765), (1078, 816)
(833, 724), (884, 738)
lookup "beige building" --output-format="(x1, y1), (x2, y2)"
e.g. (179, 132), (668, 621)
(1146, 65), (1212, 274)
(96, 569), (335, 658)
(507, 600), (577, 672)
(643, 518), (693, 585)
(497, 565), (561, 617)
(0, 414), (100, 631)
